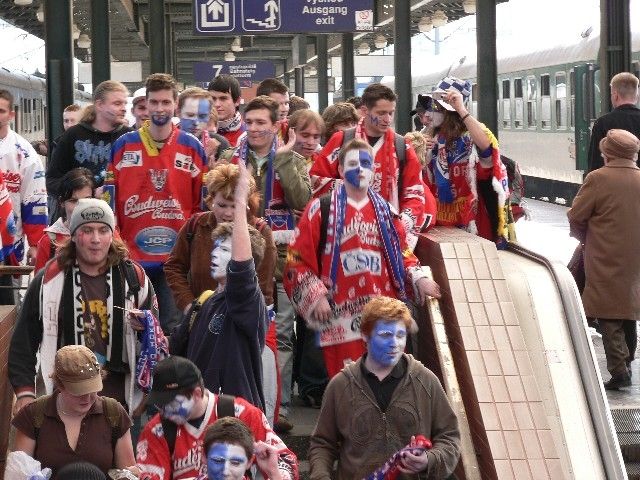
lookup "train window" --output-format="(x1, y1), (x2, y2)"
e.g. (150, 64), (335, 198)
(527, 76), (537, 129)
(514, 78), (524, 129)
(501, 79), (511, 128)
(540, 74), (551, 129)
(555, 72), (567, 129)
(570, 70), (575, 128)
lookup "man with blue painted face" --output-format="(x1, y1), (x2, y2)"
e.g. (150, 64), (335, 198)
(136, 356), (298, 480)
(284, 139), (441, 378)
(169, 159), (268, 412)
(177, 87), (231, 168)
(106, 73), (207, 333)
(308, 296), (460, 479)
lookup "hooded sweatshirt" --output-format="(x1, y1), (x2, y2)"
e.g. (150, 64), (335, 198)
(46, 122), (131, 195)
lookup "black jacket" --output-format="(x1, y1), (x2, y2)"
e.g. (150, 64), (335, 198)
(46, 122), (131, 195)
(588, 104), (640, 172)
(169, 258), (267, 411)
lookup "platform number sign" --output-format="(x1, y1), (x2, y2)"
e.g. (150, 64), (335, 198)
(194, 0), (373, 35)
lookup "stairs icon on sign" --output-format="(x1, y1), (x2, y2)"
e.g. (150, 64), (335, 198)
(245, 18), (276, 29)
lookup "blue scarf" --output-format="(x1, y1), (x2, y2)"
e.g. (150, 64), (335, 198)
(327, 185), (407, 300)
(135, 310), (169, 393)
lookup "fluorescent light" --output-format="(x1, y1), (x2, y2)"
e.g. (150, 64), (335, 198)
(14, 0), (33, 5)
(72, 24), (81, 40)
(36, 5), (44, 22)
(224, 51), (236, 62)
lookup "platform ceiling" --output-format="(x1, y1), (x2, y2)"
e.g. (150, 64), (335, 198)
(0, 0), (507, 86)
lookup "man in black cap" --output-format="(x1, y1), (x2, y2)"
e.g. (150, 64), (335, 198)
(411, 94), (434, 134)
(136, 356), (298, 480)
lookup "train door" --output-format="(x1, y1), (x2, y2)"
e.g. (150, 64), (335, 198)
(573, 63), (599, 171)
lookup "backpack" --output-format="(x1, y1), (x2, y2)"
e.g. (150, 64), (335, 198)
(340, 127), (407, 192)
(161, 393), (236, 456)
(33, 395), (122, 456)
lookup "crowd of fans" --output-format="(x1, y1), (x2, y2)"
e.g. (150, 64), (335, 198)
(0, 67), (541, 480)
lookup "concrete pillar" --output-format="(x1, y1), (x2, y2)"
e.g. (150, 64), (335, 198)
(476, 0), (499, 137)
(44, 0), (74, 143)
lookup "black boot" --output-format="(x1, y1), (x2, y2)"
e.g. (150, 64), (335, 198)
(604, 372), (632, 390)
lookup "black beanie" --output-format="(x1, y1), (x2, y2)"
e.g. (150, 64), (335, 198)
(55, 462), (107, 480)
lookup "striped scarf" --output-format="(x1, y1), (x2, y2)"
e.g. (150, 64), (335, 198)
(364, 435), (432, 480)
(328, 185), (407, 300)
(135, 310), (169, 393)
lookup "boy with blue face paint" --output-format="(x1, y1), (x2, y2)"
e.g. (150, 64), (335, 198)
(284, 139), (441, 378)
(197, 417), (283, 480)
(177, 88), (231, 168)
(309, 296), (460, 479)
(137, 356), (298, 480)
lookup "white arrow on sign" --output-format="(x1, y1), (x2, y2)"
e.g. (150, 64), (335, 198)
(200, 0), (232, 28)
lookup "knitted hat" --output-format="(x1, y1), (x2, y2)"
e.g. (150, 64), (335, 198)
(429, 76), (472, 111)
(54, 345), (103, 395)
(599, 129), (640, 160)
(69, 198), (115, 235)
(56, 462), (107, 480)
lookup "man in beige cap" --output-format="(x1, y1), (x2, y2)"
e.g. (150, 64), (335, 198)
(569, 129), (640, 389)
(9, 199), (161, 415)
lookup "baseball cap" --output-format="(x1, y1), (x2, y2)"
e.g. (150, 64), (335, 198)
(132, 87), (146, 105)
(54, 345), (103, 396)
(147, 356), (203, 407)
(69, 198), (115, 235)
(410, 94), (433, 116)
(428, 76), (472, 112)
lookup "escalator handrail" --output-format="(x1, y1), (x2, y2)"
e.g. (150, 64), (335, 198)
(507, 242), (626, 480)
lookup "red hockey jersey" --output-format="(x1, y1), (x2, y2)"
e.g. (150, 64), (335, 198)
(284, 191), (422, 347)
(106, 125), (206, 269)
(136, 392), (298, 480)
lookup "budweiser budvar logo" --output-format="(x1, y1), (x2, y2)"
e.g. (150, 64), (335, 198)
(124, 195), (185, 220)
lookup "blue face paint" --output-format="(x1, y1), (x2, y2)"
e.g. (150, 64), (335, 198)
(151, 113), (171, 126)
(343, 149), (374, 189)
(160, 395), (194, 425)
(207, 443), (250, 480)
(367, 320), (407, 367)
(210, 236), (232, 280)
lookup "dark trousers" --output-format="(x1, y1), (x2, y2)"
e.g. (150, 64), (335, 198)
(294, 316), (328, 401)
(145, 267), (180, 334)
(591, 317), (637, 369)
(599, 319), (633, 377)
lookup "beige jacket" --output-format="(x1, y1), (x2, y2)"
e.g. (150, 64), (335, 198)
(568, 158), (640, 320)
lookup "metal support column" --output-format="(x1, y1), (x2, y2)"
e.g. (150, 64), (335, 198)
(44, 0), (74, 143)
(394, 0), (411, 134)
(341, 33), (354, 100)
(165, 15), (173, 80)
(91, 0), (110, 87)
(476, 0), (498, 137)
(600, 0), (631, 112)
(317, 35), (329, 113)
(292, 35), (307, 97)
(149, 0), (166, 74)
(295, 67), (305, 97)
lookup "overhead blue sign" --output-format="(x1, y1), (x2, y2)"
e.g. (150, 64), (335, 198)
(193, 61), (276, 83)
(193, 0), (374, 35)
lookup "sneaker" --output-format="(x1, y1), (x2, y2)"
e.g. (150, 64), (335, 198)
(604, 373), (632, 390)
(274, 414), (294, 433)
